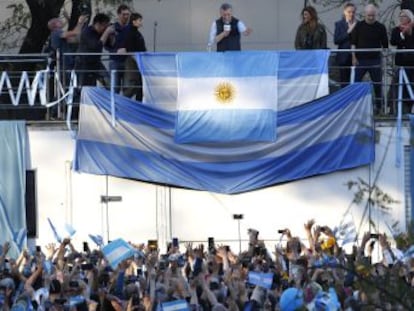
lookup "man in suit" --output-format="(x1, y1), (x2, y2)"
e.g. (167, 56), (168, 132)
(334, 2), (357, 87)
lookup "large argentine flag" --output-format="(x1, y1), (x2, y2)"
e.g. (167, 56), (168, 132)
(74, 83), (374, 194)
(175, 52), (279, 143)
(136, 50), (330, 112)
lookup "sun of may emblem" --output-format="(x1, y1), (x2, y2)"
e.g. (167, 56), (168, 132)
(214, 82), (236, 104)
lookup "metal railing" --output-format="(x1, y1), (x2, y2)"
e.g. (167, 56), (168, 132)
(0, 48), (413, 122)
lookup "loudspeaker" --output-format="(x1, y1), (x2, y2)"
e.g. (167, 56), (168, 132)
(25, 169), (37, 238)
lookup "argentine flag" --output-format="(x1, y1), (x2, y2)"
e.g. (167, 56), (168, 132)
(102, 238), (135, 269)
(161, 300), (189, 311)
(248, 272), (274, 289)
(74, 82), (374, 194)
(175, 51), (279, 143)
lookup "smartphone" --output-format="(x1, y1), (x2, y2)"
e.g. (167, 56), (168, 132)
(148, 240), (158, 251)
(370, 233), (379, 239)
(277, 229), (285, 234)
(137, 268), (143, 276)
(83, 242), (90, 253)
(208, 237), (215, 251)
(224, 245), (230, 252)
(69, 280), (79, 288)
(172, 238), (179, 248)
(36, 245), (42, 252)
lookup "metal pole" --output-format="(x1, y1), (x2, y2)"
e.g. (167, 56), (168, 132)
(110, 70), (116, 127)
(105, 175), (110, 243)
(238, 219), (241, 254)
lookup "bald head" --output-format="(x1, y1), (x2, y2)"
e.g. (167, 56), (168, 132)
(364, 4), (377, 24)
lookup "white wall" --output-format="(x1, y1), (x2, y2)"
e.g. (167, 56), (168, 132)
(28, 124), (409, 252)
(0, 0), (401, 53)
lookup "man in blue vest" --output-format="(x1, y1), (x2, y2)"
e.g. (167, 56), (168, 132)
(208, 3), (252, 52)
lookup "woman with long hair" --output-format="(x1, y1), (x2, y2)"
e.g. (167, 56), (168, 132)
(295, 6), (327, 50)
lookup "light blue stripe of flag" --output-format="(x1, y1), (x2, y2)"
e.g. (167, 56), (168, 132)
(13, 228), (27, 253)
(404, 245), (414, 259)
(64, 223), (76, 237)
(47, 218), (76, 243)
(175, 51), (279, 143)
(89, 234), (104, 247)
(102, 238), (135, 269)
(335, 212), (357, 246)
(47, 218), (62, 243)
(161, 300), (189, 311)
(247, 271), (274, 289)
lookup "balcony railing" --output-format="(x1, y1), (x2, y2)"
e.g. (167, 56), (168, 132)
(0, 49), (412, 122)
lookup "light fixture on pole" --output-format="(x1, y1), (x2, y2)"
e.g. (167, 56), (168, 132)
(100, 195), (122, 243)
(233, 214), (243, 254)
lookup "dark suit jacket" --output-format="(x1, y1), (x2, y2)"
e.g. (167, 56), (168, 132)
(334, 18), (352, 65)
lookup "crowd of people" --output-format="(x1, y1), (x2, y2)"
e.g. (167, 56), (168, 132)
(0, 220), (414, 311)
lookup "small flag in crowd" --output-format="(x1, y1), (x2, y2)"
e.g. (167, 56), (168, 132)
(247, 271), (274, 289)
(47, 218), (76, 243)
(13, 228), (27, 253)
(47, 218), (62, 243)
(88, 234), (104, 247)
(403, 245), (414, 262)
(102, 238), (135, 269)
(161, 300), (189, 311)
(334, 212), (357, 246)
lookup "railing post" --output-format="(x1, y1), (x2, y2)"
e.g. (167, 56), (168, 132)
(110, 69), (116, 127)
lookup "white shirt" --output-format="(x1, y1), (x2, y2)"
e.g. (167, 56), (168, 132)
(207, 19), (247, 47)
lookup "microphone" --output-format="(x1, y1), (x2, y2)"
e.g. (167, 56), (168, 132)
(153, 21), (158, 52)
